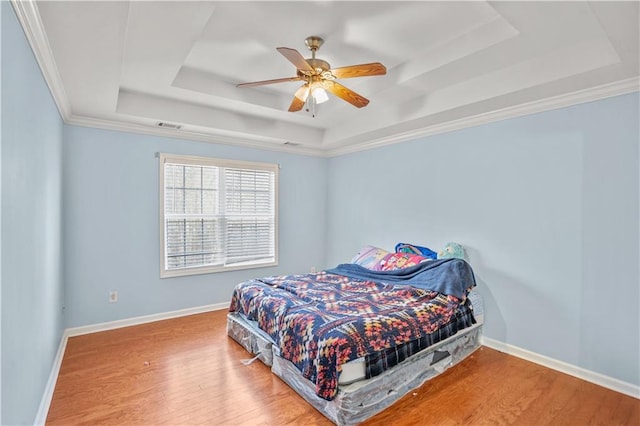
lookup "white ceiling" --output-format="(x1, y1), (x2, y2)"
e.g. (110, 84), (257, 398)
(13, 1), (640, 156)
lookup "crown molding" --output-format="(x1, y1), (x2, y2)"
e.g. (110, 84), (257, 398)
(63, 77), (639, 159)
(327, 77), (640, 157)
(10, 0), (72, 121)
(66, 113), (327, 157)
(11, 0), (326, 157)
(12, 0), (638, 159)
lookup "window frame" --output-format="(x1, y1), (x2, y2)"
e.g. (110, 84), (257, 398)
(159, 153), (279, 278)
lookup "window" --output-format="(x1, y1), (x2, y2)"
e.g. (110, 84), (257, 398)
(159, 153), (278, 277)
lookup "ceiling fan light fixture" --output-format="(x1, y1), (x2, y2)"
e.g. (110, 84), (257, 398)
(312, 86), (329, 104)
(295, 85), (310, 101)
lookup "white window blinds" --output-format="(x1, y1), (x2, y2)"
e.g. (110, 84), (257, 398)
(159, 154), (278, 277)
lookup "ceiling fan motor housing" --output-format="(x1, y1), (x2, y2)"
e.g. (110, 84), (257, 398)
(306, 58), (330, 73)
(304, 36), (324, 52)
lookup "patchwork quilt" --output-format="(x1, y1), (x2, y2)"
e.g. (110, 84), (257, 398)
(229, 260), (476, 401)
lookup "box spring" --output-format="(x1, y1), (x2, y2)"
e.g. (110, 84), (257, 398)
(271, 322), (482, 425)
(227, 311), (482, 425)
(226, 312), (274, 366)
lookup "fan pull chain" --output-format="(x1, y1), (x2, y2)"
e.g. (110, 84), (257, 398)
(305, 93), (317, 117)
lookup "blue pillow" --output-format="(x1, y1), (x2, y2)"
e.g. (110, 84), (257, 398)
(394, 242), (437, 259)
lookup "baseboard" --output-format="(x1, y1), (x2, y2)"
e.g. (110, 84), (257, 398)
(33, 330), (69, 426)
(36, 308), (638, 423)
(481, 336), (640, 400)
(66, 302), (229, 337)
(34, 302), (229, 424)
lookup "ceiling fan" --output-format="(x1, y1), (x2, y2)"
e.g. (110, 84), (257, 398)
(236, 36), (386, 113)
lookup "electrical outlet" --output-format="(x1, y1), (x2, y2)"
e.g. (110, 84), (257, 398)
(109, 291), (118, 303)
(310, 266), (317, 273)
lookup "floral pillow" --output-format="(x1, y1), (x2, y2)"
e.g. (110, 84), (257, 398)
(375, 252), (431, 271)
(350, 246), (390, 270)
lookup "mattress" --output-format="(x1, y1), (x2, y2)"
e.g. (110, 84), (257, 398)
(227, 290), (484, 385)
(227, 301), (483, 425)
(338, 292), (479, 384)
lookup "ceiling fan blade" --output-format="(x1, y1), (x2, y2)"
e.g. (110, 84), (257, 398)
(289, 84), (310, 112)
(236, 76), (302, 88)
(277, 47), (315, 72)
(322, 81), (370, 108)
(331, 62), (387, 79)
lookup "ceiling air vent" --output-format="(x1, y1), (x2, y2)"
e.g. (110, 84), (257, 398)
(284, 141), (300, 146)
(156, 121), (182, 130)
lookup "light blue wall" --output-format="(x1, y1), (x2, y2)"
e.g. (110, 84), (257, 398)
(63, 125), (327, 327)
(1, 2), (65, 425)
(326, 92), (640, 388)
(2, 0), (638, 419)
(0, 2), (3, 422)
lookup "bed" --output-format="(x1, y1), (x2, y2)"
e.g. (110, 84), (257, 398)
(227, 248), (483, 425)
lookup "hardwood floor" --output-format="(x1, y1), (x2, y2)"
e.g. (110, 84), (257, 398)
(47, 310), (639, 425)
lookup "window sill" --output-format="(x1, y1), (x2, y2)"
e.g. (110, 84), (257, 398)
(160, 259), (278, 278)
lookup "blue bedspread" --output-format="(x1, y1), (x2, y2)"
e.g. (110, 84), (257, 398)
(326, 258), (475, 299)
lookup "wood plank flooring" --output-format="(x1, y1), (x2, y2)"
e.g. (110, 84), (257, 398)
(47, 310), (639, 425)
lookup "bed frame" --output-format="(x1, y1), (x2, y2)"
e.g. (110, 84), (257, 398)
(227, 300), (483, 425)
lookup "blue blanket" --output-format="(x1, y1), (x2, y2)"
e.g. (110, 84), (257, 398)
(326, 258), (475, 299)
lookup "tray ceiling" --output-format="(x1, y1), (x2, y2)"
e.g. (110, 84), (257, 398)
(13, 1), (640, 156)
